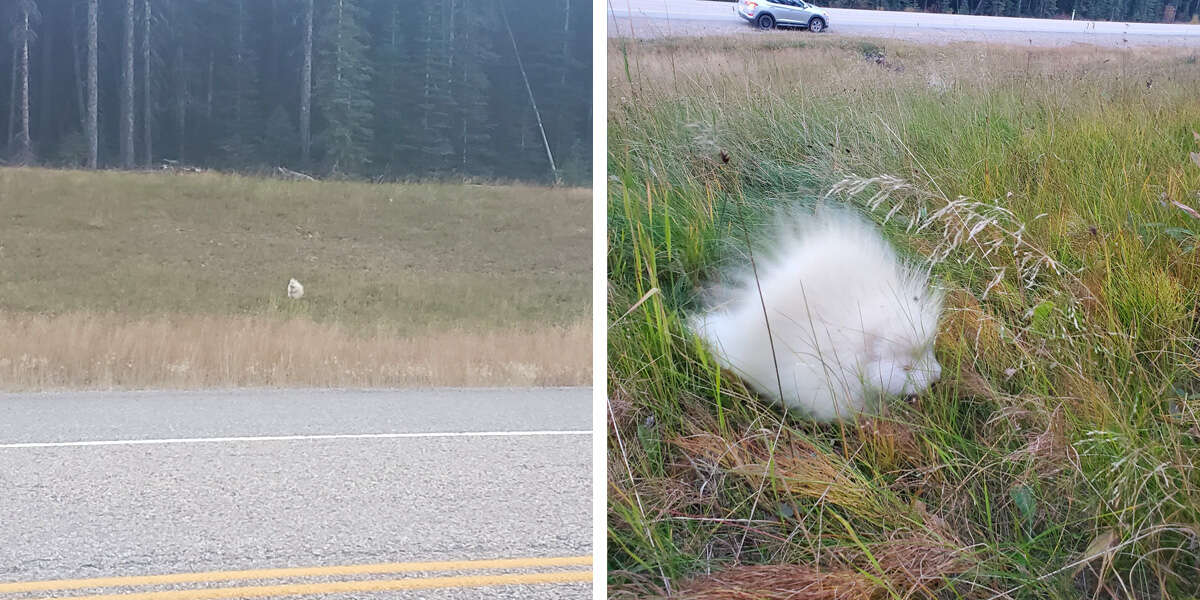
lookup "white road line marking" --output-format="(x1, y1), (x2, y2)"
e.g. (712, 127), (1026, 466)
(0, 430), (591, 449)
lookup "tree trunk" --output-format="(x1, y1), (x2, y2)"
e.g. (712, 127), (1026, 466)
(269, 0), (280, 107)
(234, 0), (243, 126)
(330, 0), (344, 173)
(72, 2), (86, 135)
(142, 0), (152, 167)
(422, 9), (432, 131)
(87, 0), (97, 168)
(7, 44), (16, 147)
(18, 7), (31, 162)
(175, 44), (185, 162)
(39, 4), (53, 149)
(121, 0), (135, 168)
(448, 0), (455, 75)
(335, 0), (344, 83)
(562, 0), (569, 86)
(300, 0), (312, 164)
(461, 9), (468, 170)
(205, 49), (213, 121)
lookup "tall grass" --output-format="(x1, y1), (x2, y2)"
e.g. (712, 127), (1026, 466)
(0, 312), (588, 389)
(0, 167), (590, 332)
(608, 36), (1200, 598)
(0, 167), (591, 388)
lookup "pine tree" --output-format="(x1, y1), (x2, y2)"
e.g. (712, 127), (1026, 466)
(299, 0), (312, 165)
(262, 104), (297, 166)
(314, 0), (373, 175)
(121, 0), (134, 168)
(1139, 0), (1165, 21)
(499, 0), (558, 183)
(70, 0), (85, 135)
(36, 0), (54, 152)
(86, 0), (96, 167)
(8, 0), (40, 164)
(216, 0), (264, 167)
(368, 0), (416, 176)
(451, 0), (497, 178)
(142, 0), (152, 166)
(414, 2), (455, 175)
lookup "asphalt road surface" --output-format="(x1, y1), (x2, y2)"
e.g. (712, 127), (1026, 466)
(607, 0), (1200, 46)
(0, 388), (592, 599)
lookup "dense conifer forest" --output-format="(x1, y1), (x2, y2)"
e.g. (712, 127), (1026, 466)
(0, 0), (592, 184)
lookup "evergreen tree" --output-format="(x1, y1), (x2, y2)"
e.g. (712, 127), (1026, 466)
(86, 0), (96, 167)
(450, 0), (497, 177)
(299, 0), (312, 165)
(215, 0), (264, 167)
(368, 0), (416, 176)
(262, 104), (297, 166)
(120, 0), (134, 168)
(141, 0), (152, 166)
(413, 2), (455, 176)
(10, 0), (40, 163)
(314, 0), (373, 176)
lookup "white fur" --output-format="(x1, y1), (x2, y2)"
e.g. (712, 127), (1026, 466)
(287, 278), (304, 300)
(692, 212), (943, 422)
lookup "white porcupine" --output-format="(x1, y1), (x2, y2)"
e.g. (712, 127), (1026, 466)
(692, 211), (943, 422)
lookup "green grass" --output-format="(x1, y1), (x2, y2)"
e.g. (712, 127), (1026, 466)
(0, 167), (590, 333)
(607, 36), (1200, 598)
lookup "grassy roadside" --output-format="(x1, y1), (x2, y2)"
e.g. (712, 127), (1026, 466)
(608, 35), (1200, 598)
(0, 167), (590, 388)
(0, 312), (587, 389)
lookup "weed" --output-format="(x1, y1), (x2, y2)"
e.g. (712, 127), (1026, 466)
(608, 35), (1200, 598)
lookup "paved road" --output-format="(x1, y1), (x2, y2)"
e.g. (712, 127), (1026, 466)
(607, 0), (1200, 46)
(0, 388), (592, 599)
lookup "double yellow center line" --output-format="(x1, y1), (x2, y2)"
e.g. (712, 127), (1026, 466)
(0, 555), (592, 599)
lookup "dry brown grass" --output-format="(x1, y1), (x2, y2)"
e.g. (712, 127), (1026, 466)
(611, 37), (1200, 109)
(675, 535), (972, 600)
(0, 311), (589, 389)
(671, 428), (911, 526)
(677, 564), (879, 600)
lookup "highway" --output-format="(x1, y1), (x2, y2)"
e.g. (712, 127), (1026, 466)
(608, 0), (1200, 45)
(0, 388), (592, 599)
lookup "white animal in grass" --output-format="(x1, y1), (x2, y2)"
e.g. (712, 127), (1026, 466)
(691, 211), (943, 422)
(287, 278), (304, 300)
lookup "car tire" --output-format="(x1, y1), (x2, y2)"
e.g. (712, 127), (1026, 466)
(755, 13), (775, 29)
(808, 17), (825, 32)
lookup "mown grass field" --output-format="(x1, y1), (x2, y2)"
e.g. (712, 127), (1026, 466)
(608, 36), (1200, 598)
(0, 167), (590, 388)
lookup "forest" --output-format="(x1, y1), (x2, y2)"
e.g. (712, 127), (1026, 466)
(0, 0), (592, 185)
(818, 0), (1198, 22)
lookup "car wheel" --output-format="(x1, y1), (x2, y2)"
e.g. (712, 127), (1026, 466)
(756, 13), (775, 29)
(808, 17), (825, 32)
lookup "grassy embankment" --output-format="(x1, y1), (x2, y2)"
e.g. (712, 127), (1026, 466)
(608, 35), (1200, 598)
(0, 167), (590, 388)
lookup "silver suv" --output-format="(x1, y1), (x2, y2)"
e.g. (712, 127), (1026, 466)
(735, 0), (830, 31)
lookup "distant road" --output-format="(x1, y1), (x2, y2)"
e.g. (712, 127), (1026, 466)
(608, 0), (1200, 46)
(0, 388), (591, 599)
